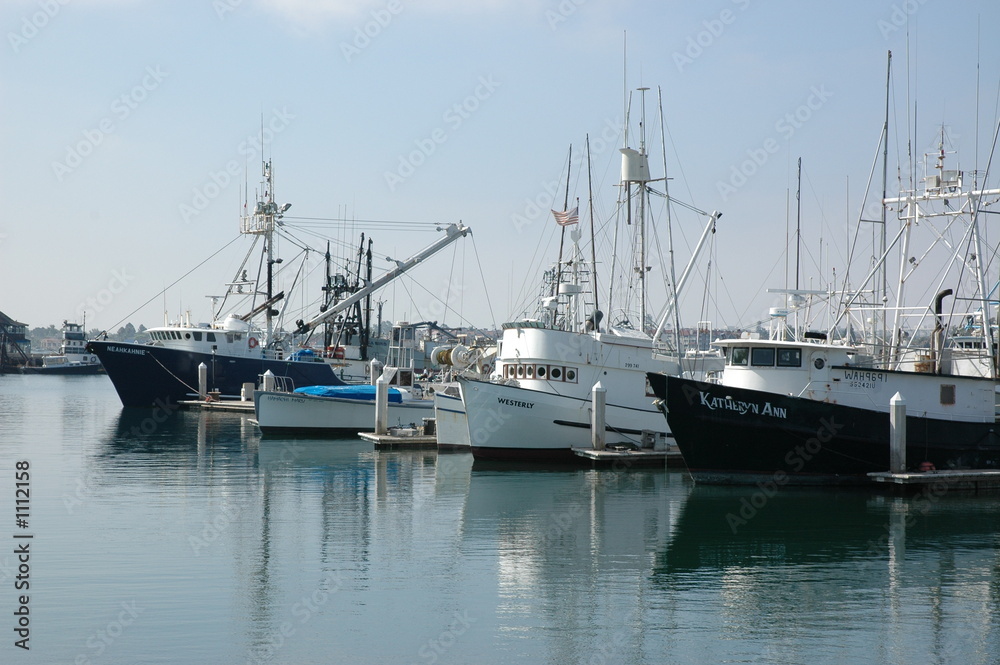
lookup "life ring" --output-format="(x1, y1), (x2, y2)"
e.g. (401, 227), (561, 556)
(248, 337), (259, 349)
(333, 346), (345, 360)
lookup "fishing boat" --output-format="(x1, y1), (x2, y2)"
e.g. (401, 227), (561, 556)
(464, 87), (722, 463)
(87, 161), (358, 407)
(650, 336), (1000, 485)
(253, 322), (478, 435)
(651, 62), (1000, 483)
(23, 321), (103, 375)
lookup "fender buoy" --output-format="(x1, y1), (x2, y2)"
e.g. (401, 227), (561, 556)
(248, 337), (259, 349)
(333, 346), (345, 360)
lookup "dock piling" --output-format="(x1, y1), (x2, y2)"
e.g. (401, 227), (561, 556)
(198, 363), (207, 399)
(375, 375), (389, 435)
(262, 369), (276, 393)
(890, 392), (906, 473)
(591, 381), (606, 450)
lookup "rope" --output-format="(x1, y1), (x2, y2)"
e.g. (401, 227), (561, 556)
(99, 234), (244, 337)
(148, 348), (200, 395)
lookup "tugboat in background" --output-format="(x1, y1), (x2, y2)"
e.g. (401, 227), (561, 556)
(23, 321), (103, 375)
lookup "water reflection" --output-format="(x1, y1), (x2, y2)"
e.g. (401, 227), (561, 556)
(64, 397), (1000, 664)
(658, 485), (1000, 664)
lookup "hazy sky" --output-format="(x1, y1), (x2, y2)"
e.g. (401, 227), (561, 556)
(3, 0), (999, 337)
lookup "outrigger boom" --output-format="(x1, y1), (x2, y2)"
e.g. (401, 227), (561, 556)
(294, 222), (471, 335)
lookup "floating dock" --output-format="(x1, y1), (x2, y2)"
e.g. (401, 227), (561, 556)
(358, 428), (438, 449)
(178, 398), (255, 413)
(868, 469), (1000, 493)
(572, 447), (684, 468)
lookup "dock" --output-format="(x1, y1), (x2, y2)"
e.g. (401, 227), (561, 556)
(178, 398), (255, 413)
(358, 428), (438, 449)
(868, 469), (1000, 493)
(572, 447), (684, 468)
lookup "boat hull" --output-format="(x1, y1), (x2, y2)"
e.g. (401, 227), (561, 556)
(655, 374), (1000, 485)
(88, 340), (345, 408)
(433, 390), (470, 449)
(461, 377), (670, 463)
(254, 389), (432, 435)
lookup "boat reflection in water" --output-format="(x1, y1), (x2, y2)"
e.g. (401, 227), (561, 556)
(86, 405), (1000, 664)
(657, 485), (1000, 663)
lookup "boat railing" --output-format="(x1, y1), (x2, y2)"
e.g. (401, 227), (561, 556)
(259, 373), (295, 393)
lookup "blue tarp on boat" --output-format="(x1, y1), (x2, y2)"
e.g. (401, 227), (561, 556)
(290, 348), (318, 362)
(293, 384), (403, 403)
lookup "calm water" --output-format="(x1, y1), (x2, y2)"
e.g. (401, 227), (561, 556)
(1, 375), (998, 664)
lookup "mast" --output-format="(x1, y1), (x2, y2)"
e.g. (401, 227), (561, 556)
(658, 85), (682, 358)
(362, 237), (373, 360)
(620, 87), (654, 331)
(795, 157), (802, 292)
(586, 134), (599, 317)
(240, 159), (291, 349)
(880, 50), (891, 362)
(554, 145), (572, 304)
(322, 241), (332, 350)
(638, 87), (649, 330)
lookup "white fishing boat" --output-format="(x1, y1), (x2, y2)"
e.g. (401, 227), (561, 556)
(464, 87), (722, 463)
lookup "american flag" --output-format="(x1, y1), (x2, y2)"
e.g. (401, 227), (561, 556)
(551, 206), (579, 226)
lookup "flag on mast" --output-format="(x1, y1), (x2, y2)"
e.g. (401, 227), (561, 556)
(551, 206), (579, 226)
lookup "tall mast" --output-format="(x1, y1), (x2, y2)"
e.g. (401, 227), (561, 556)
(323, 241), (332, 350)
(554, 145), (572, 308)
(638, 87), (649, 329)
(619, 87), (659, 332)
(240, 159), (290, 348)
(586, 134), (599, 317)
(880, 50), (891, 362)
(362, 237), (373, 360)
(795, 157), (802, 292)
(658, 85), (682, 358)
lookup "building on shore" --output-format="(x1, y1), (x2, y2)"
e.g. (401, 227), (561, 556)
(0, 310), (31, 373)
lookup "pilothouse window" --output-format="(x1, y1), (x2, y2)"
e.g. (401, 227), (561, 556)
(751, 348), (775, 366)
(776, 348), (802, 367)
(730, 347), (749, 366)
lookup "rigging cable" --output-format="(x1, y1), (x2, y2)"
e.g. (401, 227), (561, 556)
(98, 234), (245, 337)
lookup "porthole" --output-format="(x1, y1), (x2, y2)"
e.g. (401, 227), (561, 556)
(814, 357), (825, 370)
(551, 367), (562, 380)
(566, 368), (577, 382)
(185, 333), (191, 340)
(537, 366), (547, 378)
(526, 365), (534, 378)
(516, 365), (525, 378)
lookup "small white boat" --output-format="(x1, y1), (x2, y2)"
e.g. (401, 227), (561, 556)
(254, 382), (437, 435)
(253, 322), (480, 436)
